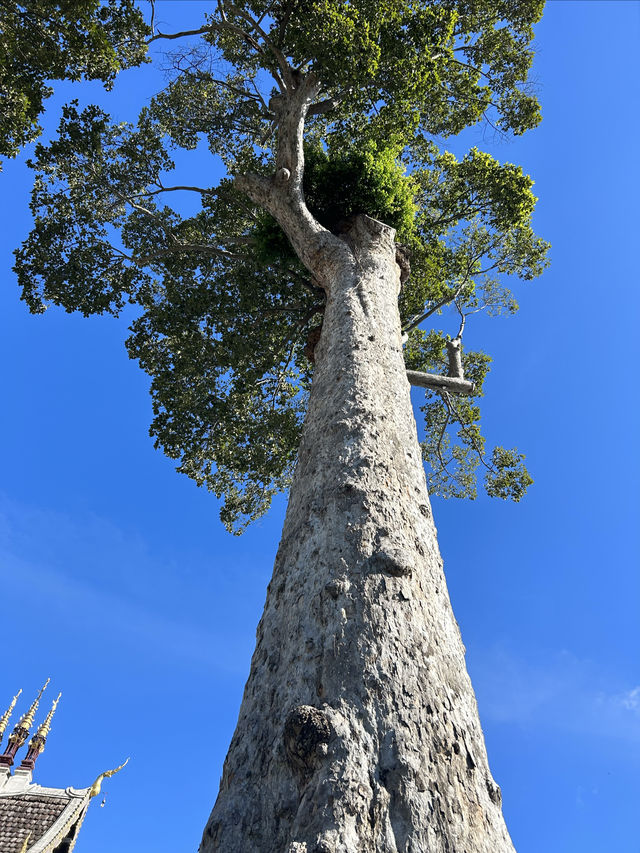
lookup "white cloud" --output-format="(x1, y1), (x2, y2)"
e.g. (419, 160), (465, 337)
(612, 686), (640, 714)
(470, 645), (640, 747)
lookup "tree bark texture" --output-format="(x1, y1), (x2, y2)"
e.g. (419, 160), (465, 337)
(200, 216), (515, 853)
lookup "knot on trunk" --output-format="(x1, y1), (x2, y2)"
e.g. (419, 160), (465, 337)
(395, 244), (411, 287)
(486, 778), (502, 805)
(284, 705), (331, 775)
(325, 577), (350, 599)
(314, 834), (339, 853)
(268, 94), (284, 114)
(304, 324), (323, 362)
(366, 549), (412, 578)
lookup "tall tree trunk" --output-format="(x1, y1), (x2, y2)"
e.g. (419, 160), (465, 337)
(201, 216), (515, 853)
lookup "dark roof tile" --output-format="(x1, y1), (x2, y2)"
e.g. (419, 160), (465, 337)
(0, 793), (70, 853)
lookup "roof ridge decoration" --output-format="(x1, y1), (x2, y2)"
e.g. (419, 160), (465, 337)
(0, 685), (129, 853)
(0, 689), (22, 744)
(20, 693), (62, 771)
(0, 680), (49, 768)
(16, 680), (50, 733)
(88, 757), (129, 799)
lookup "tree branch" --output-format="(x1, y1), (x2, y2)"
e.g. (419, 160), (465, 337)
(121, 196), (179, 244)
(308, 96), (344, 116)
(134, 184), (214, 199)
(406, 370), (475, 395)
(147, 9), (286, 92)
(148, 26), (212, 44)
(442, 394), (494, 472)
(455, 301), (466, 339)
(402, 274), (472, 335)
(235, 73), (343, 277)
(187, 71), (268, 107)
(134, 243), (238, 267)
(223, 1), (292, 89)
(435, 405), (452, 474)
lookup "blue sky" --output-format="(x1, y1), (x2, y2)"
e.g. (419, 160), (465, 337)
(1, 2), (639, 851)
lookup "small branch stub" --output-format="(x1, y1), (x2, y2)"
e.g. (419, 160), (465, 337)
(406, 369), (475, 395)
(446, 338), (464, 379)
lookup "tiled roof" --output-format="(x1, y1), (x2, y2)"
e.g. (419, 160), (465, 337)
(0, 686), (117, 853)
(0, 793), (69, 853)
(0, 785), (91, 853)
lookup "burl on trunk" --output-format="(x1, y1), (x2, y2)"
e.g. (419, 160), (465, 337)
(201, 216), (514, 853)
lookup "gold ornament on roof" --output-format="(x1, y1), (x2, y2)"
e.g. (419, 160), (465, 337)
(25, 692), (62, 760)
(19, 832), (31, 853)
(35, 692), (61, 741)
(0, 689), (22, 740)
(89, 757), (129, 799)
(15, 679), (50, 732)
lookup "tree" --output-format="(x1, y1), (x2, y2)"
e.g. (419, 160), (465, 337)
(0, 0), (148, 164)
(13, 1), (549, 850)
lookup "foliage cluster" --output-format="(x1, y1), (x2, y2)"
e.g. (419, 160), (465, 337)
(0, 0), (149, 163)
(254, 142), (417, 264)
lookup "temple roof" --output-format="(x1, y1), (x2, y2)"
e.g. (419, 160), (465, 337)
(0, 774), (91, 853)
(0, 683), (127, 853)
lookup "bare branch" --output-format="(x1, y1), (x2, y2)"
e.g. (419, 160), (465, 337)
(192, 72), (267, 105)
(270, 335), (298, 409)
(134, 243), (238, 267)
(407, 370), (475, 395)
(234, 173), (272, 208)
(120, 196), (179, 245)
(223, 1), (293, 89)
(250, 78), (271, 114)
(133, 184), (215, 199)
(216, 0), (228, 23)
(455, 300), (466, 339)
(308, 96), (344, 116)
(435, 404), (452, 474)
(402, 275), (472, 335)
(148, 25), (212, 44)
(147, 10), (284, 92)
(442, 394), (494, 473)
(277, 0), (296, 42)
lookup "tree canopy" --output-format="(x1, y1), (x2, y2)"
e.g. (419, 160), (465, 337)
(12, 0), (549, 531)
(0, 0), (149, 164)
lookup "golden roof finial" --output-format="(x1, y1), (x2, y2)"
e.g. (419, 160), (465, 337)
(0, 689), (22, 740)
(16, 679), (49, 732)
(89, 757), (129, 799)
(34, 692), (61, 742)
(19, 831), (31, 853)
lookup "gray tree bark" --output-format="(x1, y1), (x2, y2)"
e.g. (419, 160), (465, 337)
(200, 213), (515, 852)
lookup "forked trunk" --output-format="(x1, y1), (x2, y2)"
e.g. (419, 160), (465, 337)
(201, 216), (515, 852)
